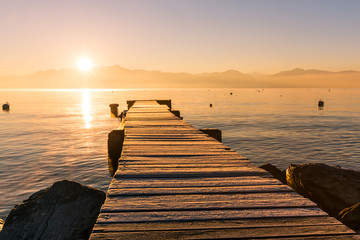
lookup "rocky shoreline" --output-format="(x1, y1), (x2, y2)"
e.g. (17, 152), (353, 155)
(0, 180), (105, 240)
(1, 163), (359, 239)
(261, 163), (360, 232)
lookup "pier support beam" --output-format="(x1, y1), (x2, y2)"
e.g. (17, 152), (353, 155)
(170, 110), (181, 118)
(107, 129), (124, 161)
(109, 104), (119, 117)
(127, 99), (172, 109)
(200, 128), (222, 142)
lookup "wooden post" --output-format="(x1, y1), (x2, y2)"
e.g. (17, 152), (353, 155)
(108, 129), (124, 162)
(200, 128), (222, 142)
(109, 104), (119, 117)
(170, 110), (181, 118)
(156, 100), (172, 109)
(127, 100), (135, 109)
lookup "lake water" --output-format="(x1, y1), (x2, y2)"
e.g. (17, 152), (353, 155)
(1, 88), (360, 219)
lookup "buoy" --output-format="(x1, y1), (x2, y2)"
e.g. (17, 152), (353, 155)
(210, 103), (213, 107)
(318, 100), (324, 108)
(2, 102), (9, 111)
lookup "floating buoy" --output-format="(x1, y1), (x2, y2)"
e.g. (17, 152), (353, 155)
(318, 100), (324, 108)
(210, 103), (213, 107)
(2, 102), (9, 111)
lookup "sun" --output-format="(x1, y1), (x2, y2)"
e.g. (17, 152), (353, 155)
(77, 57), (93, 72)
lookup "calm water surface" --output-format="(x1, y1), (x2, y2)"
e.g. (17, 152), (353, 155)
(1, 88), (360, 219)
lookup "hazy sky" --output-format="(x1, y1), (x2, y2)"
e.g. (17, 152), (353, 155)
(1, 0), (359, 75)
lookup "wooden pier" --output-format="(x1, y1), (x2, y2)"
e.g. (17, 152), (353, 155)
(90, 100), (356, 239)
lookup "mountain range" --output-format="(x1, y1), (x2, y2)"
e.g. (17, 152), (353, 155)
(1, 66), (359, 88)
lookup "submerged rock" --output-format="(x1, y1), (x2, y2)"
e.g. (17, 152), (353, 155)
(0, 180), (106, 240)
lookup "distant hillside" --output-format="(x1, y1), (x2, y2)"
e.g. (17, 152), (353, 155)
(273, 68), (360, 77)
(270, 68), (360, 88)
(0, 66), (359, 88)
(0, 66), (257, 88)
(273, 68), (332, 76)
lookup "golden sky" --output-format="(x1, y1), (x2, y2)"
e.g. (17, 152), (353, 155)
(1, 0), (360, 75)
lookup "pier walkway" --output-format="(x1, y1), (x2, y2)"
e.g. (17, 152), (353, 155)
(90, 100), (356, 239)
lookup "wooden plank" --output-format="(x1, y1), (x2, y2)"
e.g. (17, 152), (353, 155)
(110, 176), (282, 188)
(114, 168), (270, 179)
(118, 163), (255, 169)
(120, 155), (249, 161)
(122, 150), (238, 155)
(116, 165), (266, 172)
(123, 141), (226, 146)
(119, 160), (251, 166)
(92, 217), (345, 232)
(102, 192), (316, 211)
(91, 224), (356, 240)
(95, 208), (329, 223)
(122, 145), (231, 150)
(91, 217), (357, 240)
(106, 184), (293, 196)
(120, 152), (242, 157)
(125, 133), (213, 137)
(123, 144), (230, 150)
(125, 120), (189, 126)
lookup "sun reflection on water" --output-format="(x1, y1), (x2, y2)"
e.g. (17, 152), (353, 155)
(82, 90), (92, 129)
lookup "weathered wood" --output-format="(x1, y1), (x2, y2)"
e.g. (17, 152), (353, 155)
(92, 216), (344, 231)
(91, 100), (356, 239)
(102, 192), (316, 212)
(91, 217), (357, 239)
(114, 169), (270, 179)
(92, 224), (356, 240)
(96, 208), (329, 223)
(120, 155), (249, 161)
(106, 184), (294, 196)
(110, 176), (282, 188)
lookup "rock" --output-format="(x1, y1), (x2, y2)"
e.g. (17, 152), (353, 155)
(286, 163), (360, 218)
(0, 180), (106, 240)
(0, 218), (4, 232)
(339, 202), (360, 231)
(259, 164), (287, 185)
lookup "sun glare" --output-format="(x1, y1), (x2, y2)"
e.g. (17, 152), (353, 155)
(82, 90), (92, 129)
(77, 57), (93, 72)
